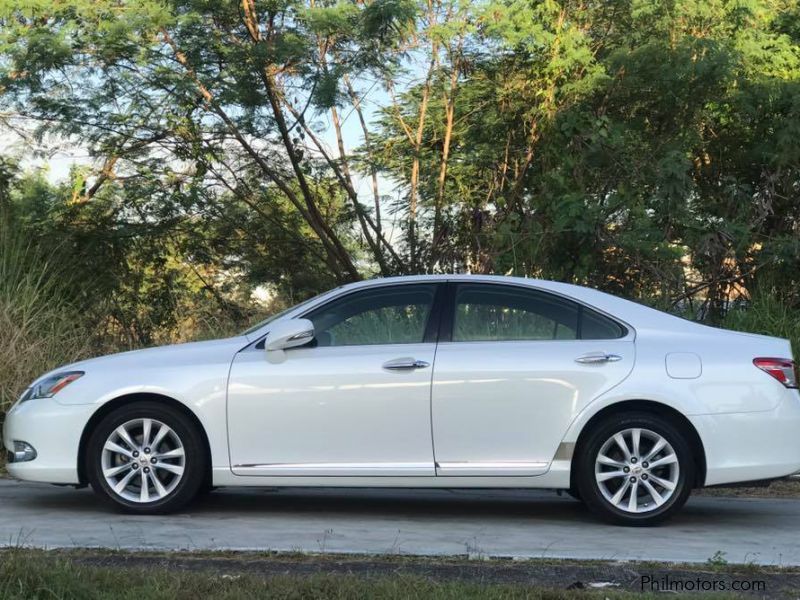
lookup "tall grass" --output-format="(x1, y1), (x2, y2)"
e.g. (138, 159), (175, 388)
(721, 286), (800, 362)
(0, 227), (90, 419)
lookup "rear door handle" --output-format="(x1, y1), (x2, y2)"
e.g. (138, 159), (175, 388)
(575, 352), (622, 364)
(382, 357), (430, 371)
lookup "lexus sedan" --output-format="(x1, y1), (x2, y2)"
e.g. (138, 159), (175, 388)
(4, 275), (800, 525)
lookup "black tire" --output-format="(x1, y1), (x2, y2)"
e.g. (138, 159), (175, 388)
(86, 401), (207, 514)
(196, 484), (218, 499)
(575, 412), (694, 526)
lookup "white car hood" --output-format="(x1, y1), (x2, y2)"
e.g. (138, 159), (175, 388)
(30, 336), (249, 387)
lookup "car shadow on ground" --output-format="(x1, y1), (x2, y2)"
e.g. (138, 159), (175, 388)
(3, 481), (771, 528)
(190, 487), (768, 528)
(194, 487), (595, 522)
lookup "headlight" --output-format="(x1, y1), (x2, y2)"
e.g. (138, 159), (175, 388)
(26, 371), (85, 401)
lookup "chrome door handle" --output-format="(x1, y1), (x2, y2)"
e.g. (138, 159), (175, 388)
(382, 358), (430, 370)
(575, 352), (622, 364)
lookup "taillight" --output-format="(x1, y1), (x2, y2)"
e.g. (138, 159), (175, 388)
(753, 358), (799, 389)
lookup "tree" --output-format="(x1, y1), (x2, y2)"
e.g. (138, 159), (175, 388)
(2, 0), (799, 316)
(0, 0), (417, 281)
(369, 0), (800, 312)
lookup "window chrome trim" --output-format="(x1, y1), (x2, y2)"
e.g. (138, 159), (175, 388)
(245, 281), (447, 351)
(445, 281), (633, 343)
(243, 278), (636, 351)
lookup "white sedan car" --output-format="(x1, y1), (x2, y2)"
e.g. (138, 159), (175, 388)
(4, 275), (800, 525)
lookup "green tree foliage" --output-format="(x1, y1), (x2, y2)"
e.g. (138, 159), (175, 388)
(0, 0), (416, 283)
(371, 0), (800, 315)
(1, 0), (798, 334)
(0, 158), (341, 347)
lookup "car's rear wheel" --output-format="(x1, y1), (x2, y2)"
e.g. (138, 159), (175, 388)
(86, 401), (206, 514)
(575, 412), (694, 526)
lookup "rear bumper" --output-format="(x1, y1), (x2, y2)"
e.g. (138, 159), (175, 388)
(691, 390), (800, 486)
(2, 399), (93, 485)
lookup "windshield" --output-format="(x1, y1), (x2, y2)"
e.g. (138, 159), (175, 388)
(240, 292), (331, 336)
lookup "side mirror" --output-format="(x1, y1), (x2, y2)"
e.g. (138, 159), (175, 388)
(264, 318), (315, 352)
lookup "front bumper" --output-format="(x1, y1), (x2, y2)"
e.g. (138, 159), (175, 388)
(2, 398), (94, 484)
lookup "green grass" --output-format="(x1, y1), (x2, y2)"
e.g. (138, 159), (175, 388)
(0, 549), (748, 600)
(0, 551), (579, 600)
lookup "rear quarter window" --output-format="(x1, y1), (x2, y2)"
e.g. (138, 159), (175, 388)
(581, 307), (627, 339)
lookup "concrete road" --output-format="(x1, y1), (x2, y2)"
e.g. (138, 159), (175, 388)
(1, 479), (798, 566)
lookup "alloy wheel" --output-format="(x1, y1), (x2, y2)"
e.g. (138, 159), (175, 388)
(101, 418), (186, 503)
(594, 427), (680, 514)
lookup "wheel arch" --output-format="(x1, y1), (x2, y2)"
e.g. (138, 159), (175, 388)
(570, 399), (707, 489)
(77, 392), (213, 488)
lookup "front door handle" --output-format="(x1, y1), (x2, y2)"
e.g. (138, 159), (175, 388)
(382, 357), (430, 371)
(575, 352), (622, 364)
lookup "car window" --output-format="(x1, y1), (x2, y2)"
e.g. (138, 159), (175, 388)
(305, 284), (437, 347)
(581, 306), (626, 339)
(453, 284), (579, 342)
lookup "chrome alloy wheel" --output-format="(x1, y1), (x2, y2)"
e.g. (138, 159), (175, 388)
(101, 418), (186, 503)
(594, 427), (679, 514)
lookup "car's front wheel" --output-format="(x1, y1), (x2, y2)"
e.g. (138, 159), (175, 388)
(86, 401), (206, 514)
(575, 412), (694, 526)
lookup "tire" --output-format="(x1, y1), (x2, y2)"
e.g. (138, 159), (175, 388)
(86, 401), (207, 514)
(575, 412), (694, 526)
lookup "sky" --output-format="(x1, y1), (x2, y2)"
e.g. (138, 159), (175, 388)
(0, 122), (92, 182)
